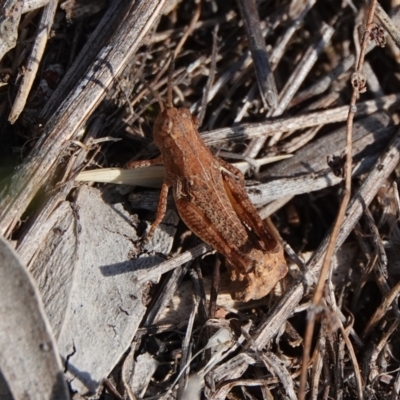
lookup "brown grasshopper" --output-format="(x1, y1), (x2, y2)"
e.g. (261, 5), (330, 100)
(126, 92), (287, 301)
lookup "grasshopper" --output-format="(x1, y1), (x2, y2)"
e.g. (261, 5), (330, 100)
(126, 89), (287, 301)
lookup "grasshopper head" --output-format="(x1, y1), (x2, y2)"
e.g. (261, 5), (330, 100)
(153, 107), (198, 148)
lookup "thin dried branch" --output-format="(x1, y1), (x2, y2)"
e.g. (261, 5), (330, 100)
(237, 0), (278, 108)
(362, 279), (400, 338)
(269, 0), (317, 69)
(8, 0), (58, 123)
(136, 243), (212, 283)
(201, 94), (400, 145)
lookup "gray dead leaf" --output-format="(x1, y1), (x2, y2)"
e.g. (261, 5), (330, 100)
(26, 185), (177, 395)
(29, 201), (78, 338)
(0, 235), (69, 400)
(57, 185), (156, 395)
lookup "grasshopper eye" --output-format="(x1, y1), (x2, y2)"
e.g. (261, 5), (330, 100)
(162, 119), (173, 134)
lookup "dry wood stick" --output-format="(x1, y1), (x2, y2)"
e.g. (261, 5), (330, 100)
(237, 0), (278, 108)
(197, 24), (219, 127)
(176, 295), (198, 399)
(269, 0), (316, 69)
(268, 23), (335, 145)
(291, 54), (355, 107)
(201, 93), (400, 145)
(136, 243), (211, 283)
(8, 0), (58, 123)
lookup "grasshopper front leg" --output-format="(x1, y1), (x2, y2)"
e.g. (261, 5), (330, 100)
(147, 180), (171, 238)
(126, 156), (170, 239)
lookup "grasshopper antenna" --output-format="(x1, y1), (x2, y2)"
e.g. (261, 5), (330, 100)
(167, 54), (175, 108)
(152, 85), (165, 112)
(141, 79), (164, 112)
